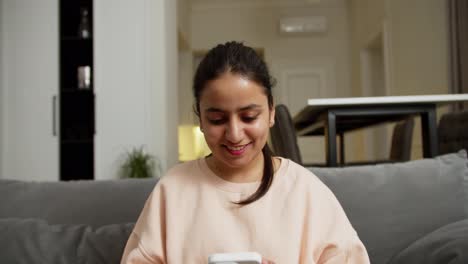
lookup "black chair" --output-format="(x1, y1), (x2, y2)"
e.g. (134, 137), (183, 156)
(438, 110), (468, 155)
(388, 118), (415, 162)
(270, 104), (304, 165)
(345, 118), (415, 165)
(270, 104), (414, 166)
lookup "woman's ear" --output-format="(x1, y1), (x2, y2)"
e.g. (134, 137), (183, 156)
(269, 106), (276, 127)
(199, 118), (204, 133)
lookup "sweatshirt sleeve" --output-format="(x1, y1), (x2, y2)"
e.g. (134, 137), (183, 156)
(317, 237), (370, 264)
(121, 184), (167, 264)
(344, 238), (371, 264)
(308, 172), (370, 264)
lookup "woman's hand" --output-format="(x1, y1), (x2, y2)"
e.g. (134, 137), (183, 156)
(262, 258), (275, 264)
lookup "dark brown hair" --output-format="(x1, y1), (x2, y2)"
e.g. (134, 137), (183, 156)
(193, 41), (275, 205)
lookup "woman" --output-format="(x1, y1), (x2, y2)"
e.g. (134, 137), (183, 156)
(121, 41), (370, 264)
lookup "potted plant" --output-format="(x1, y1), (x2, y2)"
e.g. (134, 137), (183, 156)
(120, 146), (160, 178)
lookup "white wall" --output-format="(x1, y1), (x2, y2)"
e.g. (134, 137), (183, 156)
(94, 0), (178, 180)
(178, 51), (195, 125)
(161, 0), (179, 172)
(189, 0), (353, 163)
(348, 0), (450, 160)
(349, 0), (449, 97)
(177, 0), (191, 46)
(177, 0), (194, 126)
(348, 0), (386, 97)
(387, 0), (449, 96)
(191, 1), (351, 99)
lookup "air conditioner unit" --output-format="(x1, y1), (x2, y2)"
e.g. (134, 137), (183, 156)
(279, 16), (327, 34)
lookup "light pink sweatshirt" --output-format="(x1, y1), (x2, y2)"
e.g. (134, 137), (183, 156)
(121, 157), (370, 264)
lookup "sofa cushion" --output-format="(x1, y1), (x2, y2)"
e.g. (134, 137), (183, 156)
(0, 218), (133, 264)
(310, 150), (468, 264)
(387, 218), (468, 264)
(0, 178), (157, 227)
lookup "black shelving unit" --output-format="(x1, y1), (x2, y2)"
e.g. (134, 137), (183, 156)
(59, 0), (94, 181)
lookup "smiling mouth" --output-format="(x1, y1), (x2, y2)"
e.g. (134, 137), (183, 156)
(223, 143), (251, 155)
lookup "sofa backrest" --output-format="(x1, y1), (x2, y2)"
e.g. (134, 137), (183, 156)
(2, 152), (467, 264)
(310, 150), (468, 264)
(0, 178), (158, 227)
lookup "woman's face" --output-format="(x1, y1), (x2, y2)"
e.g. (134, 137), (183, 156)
(199, 72), (275, 171)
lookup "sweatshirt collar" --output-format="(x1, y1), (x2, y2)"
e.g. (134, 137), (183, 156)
(198, 157), (288, 194)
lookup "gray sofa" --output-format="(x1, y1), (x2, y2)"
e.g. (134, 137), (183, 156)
(1, 150), (467, 264)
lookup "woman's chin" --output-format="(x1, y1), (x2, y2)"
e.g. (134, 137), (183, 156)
(217, 151), (262, 169)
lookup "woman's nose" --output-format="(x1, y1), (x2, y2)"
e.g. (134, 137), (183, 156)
(225, 119), (244, 143)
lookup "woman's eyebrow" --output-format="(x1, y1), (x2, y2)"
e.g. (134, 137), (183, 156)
(205, 104), (261, 113)
(239, 104), (261, 111)
(205, 107), (224, 113)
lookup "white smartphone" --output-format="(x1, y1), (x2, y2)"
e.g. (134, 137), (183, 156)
(208, 252), (262, 264)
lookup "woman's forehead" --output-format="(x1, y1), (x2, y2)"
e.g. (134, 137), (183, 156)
(200, 89), (269, 113)
(201, 73), (267, 102)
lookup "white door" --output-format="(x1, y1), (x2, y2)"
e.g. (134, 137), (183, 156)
(1, 0), (59, 181)
(271, 59), (337, 164)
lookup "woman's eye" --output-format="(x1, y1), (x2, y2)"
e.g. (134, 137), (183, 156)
(208, 119), (225, 125)
(242, 116), (257, 123)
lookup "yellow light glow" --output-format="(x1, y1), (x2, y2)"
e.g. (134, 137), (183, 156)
(178, 125), (211, 161)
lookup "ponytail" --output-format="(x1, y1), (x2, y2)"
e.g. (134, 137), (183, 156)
(235, 144), (274, 205)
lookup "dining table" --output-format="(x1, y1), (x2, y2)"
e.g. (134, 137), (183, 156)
(293, 94), (468, 167)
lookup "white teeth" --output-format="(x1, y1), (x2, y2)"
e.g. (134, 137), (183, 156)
(226, 144), (247, 151)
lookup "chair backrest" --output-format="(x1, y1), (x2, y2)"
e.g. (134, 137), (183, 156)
(438, 110), (468, 155)
(389, 118), (414, 162)
(270, 104), (303, 164)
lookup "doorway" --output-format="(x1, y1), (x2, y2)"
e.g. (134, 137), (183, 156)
(360, 30), (391, 160)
